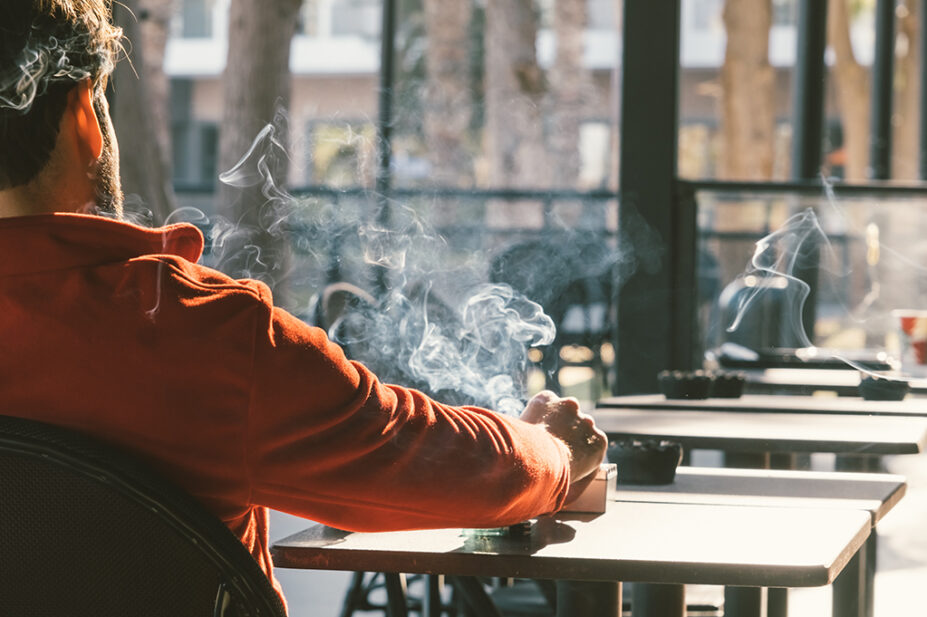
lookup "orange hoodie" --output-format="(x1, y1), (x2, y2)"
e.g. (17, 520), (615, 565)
(0, 212), (571, 608)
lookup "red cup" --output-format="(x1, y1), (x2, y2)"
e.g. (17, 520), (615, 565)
(893, 310), (927, 376)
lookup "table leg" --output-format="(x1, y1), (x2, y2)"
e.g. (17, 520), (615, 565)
(724, 586), (764, 617)
(865, 532), (877, 617)
(383, 573), (408, 617)
(769, 453), (796, 470)
(423, 575), (443, 617)
(630, 583), (684, 617)
(767, 588), (787, 617)
(722, 452), (771, 617)
(446, 576), (503, 617)
(835, 454), (883, 472)
(555, 580), (622, 617)
(832, 539), (866, 617)
(724, 451), (771, 470)
(338, 571), (366, 617)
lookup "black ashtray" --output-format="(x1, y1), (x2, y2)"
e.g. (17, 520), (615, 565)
(607, 439), (683, 485)
(710, 371), (746, 398)
(859, 375), (910, 401)
(658, 370), (712, 399)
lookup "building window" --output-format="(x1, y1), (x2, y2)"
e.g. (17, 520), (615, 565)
(330, 0), (380, 38)
(178, 0), (213, 38)
(772, 0), (797, 26)
(692, 0), (723, 31)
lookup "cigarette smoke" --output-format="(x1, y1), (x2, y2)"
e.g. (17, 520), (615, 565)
(194, 114), (639, 414)
(212, 118), (553, 414)
(725, 207), (829, 349)
(721, 179), (927, 378)
(0, 30), (115, 112)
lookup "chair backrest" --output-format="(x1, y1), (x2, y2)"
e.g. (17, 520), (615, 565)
(489, 238), (616, 331)
(0, 414), (287, 617)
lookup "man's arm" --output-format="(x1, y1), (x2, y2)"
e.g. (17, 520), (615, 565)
(245, 306), (583, 532)
(520, 390), (608, 503)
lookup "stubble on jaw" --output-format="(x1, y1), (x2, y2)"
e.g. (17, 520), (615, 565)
(86, 93), (123, 218)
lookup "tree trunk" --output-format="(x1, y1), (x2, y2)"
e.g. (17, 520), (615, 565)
(609, 0), (623, 191)
(216, 0), (301, 304)
(719, 0), (775, 180)
(893, 0), (920, 180)
(112, 0), (177, 225)
(548, 0), (590, 189)
(483, 0), (547, 189)
(138, 0), (173, 183)
(828, 0), (871, 181)
(422, 0), (474, 187)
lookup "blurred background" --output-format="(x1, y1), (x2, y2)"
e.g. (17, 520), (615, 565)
(113, 0), (927, 403)
(110, 3), (927, 614)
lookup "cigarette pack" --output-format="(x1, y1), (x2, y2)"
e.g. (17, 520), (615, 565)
(560, 463), (617, 514)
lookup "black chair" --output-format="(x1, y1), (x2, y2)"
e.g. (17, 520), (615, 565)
(0, 414), (286, 617)
(489, 238), (617, 397)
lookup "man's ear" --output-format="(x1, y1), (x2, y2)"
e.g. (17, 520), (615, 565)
(68, 80), (104, 161)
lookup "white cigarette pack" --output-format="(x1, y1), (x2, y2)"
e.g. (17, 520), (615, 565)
(560, 463), (617, 514)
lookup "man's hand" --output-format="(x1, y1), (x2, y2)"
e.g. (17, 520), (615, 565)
(520, 390), (607, 499)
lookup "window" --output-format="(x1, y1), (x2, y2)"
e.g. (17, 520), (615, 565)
(330, 0), (381, 38)
(691, 0), (723, 32)
(177, 0), (213, 38)
(305, 121), (377, 187)
(772, 0), (797, 27)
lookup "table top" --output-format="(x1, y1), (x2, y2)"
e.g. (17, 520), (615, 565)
(597, 393), (927, 417)
(271, 501), (870, 588)
(740, 368), (927, 396)
(617, 467), (906, 525)
(590, 408), (927, 454)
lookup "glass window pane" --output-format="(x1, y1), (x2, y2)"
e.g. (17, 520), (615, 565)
(387, 0), (620, 192)
(167, 0), (622, 400)
(679, 0), (797, 181)
(697, 187), (927, 371)
(177, 0), (214, 38)
(680, 0), (926, 183)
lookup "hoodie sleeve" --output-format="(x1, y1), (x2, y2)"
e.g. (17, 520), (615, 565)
(245, 302), (571, 532)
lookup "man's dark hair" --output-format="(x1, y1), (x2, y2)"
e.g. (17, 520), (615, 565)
(0, 1), (121, 189)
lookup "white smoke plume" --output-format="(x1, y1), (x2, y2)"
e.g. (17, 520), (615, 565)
(197, 116), (639, 414)
(721, 181), (927, 378)
(725, 207), (830, 349)
(0, 30), (115, 112)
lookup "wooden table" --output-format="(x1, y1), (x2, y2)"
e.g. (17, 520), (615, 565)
(617, 466), (905, 523)
(617, 467), (907, 617)
(597, 393), (927, 417)
(590, 408), (927, 456)
(272, 501), (871, 617)
(738, 368), (927, 397)
(592, 405), (925, 617)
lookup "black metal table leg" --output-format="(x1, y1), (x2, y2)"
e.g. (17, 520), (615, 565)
(723, 452), (771, 617)
(724, 451), (771, 469)
(630, 583), (684, 617)
(423, 575), (444, 617)
(724, 586), (764, 617)
(835, 454), (883, 472)
(767, 587), (788, 617)
(865, 533), (877, 617)
(384, 573), (409, 617)
(555, 580), (622, 617)
(338, 571), (368, 617)
(446, 576), (503, 617)
(833, 538), (866, 617)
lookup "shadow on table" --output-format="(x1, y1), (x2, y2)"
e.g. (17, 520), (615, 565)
(457, 517), (581, 557)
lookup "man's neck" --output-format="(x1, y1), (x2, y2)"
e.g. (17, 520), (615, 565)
(0, 175), (89, 218)
(0, 184), (52, 218)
